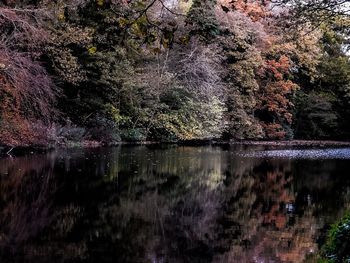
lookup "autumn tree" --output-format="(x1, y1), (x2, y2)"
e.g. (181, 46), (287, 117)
(0, 7), (59, 146)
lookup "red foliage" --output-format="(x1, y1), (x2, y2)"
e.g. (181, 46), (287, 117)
(218, 0), (299, 140)
(264, 55), (291, 80)
(220, 0), (270, 21)
(0, 7), (49, 51)
(257, 56), (298, 139)
(0, 7), (59, 146)
(0, 72), (54, 146)
(0, 49), (58, 122)
(261, 123), (287, 140)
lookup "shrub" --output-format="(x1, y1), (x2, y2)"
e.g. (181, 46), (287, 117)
(86, 115), (121, 144)
(321, 212), (350, 263)
(120, 128), (147, 142)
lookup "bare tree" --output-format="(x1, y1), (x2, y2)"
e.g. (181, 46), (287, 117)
(169, 40), (225, 99)
(0, 7), (50, 50)
(271, 0), (350, 26)
(272, 0), (350, 15)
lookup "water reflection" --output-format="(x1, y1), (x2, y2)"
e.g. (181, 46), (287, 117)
(0, 146), (349, 263)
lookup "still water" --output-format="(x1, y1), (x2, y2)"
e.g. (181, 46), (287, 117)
(0, 145), (350, 263)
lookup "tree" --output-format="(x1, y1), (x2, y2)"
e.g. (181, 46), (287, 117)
(0, 7), (59, 146)
(187, 0), (219, 38)
(293, 24), (350, 140)
(215, 0), (307, 139)
(275, 0), (350, 15)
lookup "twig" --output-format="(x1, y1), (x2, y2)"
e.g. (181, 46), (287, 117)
(6, 147), (14, 156)
(158, 0), (186, 17)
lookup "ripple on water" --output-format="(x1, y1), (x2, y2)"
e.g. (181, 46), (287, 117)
(239, 148), (350, 159)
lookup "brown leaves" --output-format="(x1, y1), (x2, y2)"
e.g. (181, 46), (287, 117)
(0, 7), (50, 51)
(0, 6), (60, 146)
(0, 49), (58, 121)
(257, 56), (298, 138)
(218, 0), (270, 21)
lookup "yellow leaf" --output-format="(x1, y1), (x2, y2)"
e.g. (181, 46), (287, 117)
(58, 12), (65, 21)
(88, 46), (97, 55)
(96, 0), (104, 6)
(179, 35), (190, 45)
(118, 18), (129, 28)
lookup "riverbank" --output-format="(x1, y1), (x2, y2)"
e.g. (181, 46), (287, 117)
(227, 140), (350, 147)
(1, 139), (350, 157)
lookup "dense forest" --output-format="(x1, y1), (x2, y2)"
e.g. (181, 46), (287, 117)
(1, 0), (350, 146)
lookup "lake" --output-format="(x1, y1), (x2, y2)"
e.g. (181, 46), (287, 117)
(0, 145), (350, 263)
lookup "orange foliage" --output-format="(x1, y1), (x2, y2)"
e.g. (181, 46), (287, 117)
(261, 169), (294, 228)
(235, 0), (269, 21)
(217, 0), (299, 140)
(264, 55), (291, 80)
(219, 0), (270, 21)
(261, 123), (286, 140)
(257, 55), (298, 139)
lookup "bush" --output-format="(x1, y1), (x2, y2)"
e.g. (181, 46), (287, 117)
(86, 115), (121, 144)
(45, 123), (87, 146)
(120, 128), (147, 142)
(321, 212), (350, 263)
(56, 124), (86, 143)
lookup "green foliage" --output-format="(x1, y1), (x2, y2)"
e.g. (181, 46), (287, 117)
(2, 0), (350, 145)
(187, 0), (219, 39)
(319, 56), (350, 90)
(294, 25), (350, 140)
(294, 91), (338, 139)
(320, 212), (350, 263)
(120, 128), (147, 141)
(215, 7), (267, 139)
(154, 91), (225, 141)
(86, 114), (121, 143)
(52, 123), (87, 145)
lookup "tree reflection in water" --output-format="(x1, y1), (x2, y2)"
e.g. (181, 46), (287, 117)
(0, 152), (57, 261)
(0, 146), (349, 263)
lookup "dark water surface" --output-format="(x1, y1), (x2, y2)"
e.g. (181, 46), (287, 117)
(1, 145), (350, 263)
